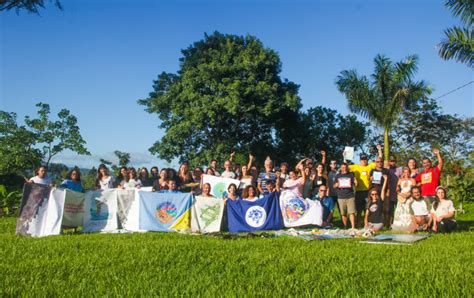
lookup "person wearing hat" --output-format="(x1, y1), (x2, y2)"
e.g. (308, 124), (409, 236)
(385, 155), (403, 227)
(347, 144), (383, 228)
(415, 149), (443, 203)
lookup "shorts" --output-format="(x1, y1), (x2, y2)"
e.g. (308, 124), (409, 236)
(384, 199), (397, 216)
(338, 197), (356, 216)
(367, 222), (384, 230)
(355, 191), (368, 213)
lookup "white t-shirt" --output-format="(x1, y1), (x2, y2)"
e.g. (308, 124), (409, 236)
(283, 178), (303, 197)
(121, 179), (142, 190)
(239, 177), (253, 189)
(30, 176), (52, 186)
(221, 170), (236, 179)
(99, 176), (115, 190)
(411, 198), (430, 216)
(431, 200), (456, 218)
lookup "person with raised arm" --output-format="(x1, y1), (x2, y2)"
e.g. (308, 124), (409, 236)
(415, 149), (443, 203)
(282, 159), (307, 197)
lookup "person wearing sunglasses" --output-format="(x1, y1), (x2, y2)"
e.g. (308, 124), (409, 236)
(315, 185), (335, 227)
(364, 188), (384, 232)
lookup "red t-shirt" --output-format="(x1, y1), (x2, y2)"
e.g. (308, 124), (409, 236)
(415, 166), (441, 196)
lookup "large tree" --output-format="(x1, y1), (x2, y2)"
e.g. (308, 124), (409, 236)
(139, 32), (301, 166)
(335, 54), (432, 161)
(438, 0), (474, 67)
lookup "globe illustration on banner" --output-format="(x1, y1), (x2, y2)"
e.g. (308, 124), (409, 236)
(212, 182), (227, 198)
(285, 198), (307, 223)
(245, 206), (267, 228)
(155, 201), (177, 223)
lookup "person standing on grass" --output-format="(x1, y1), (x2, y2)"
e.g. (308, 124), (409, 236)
(327, 159), (339, 205)
(415, 149), (443, 203)
(333, 163), (357, 230)
(28, 165), (53, 186)
(410, 186), (432, 231)
(391, 186), (416, 234)
(120, 167), (142, 190)
(386, 156), (403, 226)
(364, 188), (384, 232)
(116, 166), (128, 187)
(407, 158), (421, 178)
(60, 168), (84, 193)
(312, 163), (329, 196)
(138, 167), (153, 187)
(257, 157), (277, 195)
(150, 166), (159, 183)
(431, 186), (456, 233)
(95, 164), (115, 190)
(315, 185), (335, 227)
(177, 163), (194, 192)
(221, 160), (236, 179)
(152, 169), (169, 191)
(348, 144), (383, 228)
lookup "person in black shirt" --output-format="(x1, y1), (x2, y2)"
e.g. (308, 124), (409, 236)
(364, 188), (384, 231)
(333, 163), (357, 229)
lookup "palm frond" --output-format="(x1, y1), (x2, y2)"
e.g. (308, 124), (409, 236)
(438, 26), (474, 67)
(445, 0), (474, 26)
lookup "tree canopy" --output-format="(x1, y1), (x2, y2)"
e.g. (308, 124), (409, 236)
(139, 32), (302, 166)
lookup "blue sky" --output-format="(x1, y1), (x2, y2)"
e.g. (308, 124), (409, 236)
(1, 0), (473, 168)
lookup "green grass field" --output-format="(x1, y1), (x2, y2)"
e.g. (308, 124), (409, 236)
(1, 205), (473, 296)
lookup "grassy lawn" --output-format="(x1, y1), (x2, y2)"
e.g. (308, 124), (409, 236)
(1, 204), (473, 296)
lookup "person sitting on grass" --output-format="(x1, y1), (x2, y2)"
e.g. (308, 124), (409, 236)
(410, 186), (432, 231)
(225, 183), (240, 201)
(315, 185), (335, 228)
(242, 185), (258, 202)
(364, 188), (384, 232)
(28, 165), (53, 186)
(431, 186), (456, 233)
(201, 183), (214, 198)
(60, 168), (84, 193)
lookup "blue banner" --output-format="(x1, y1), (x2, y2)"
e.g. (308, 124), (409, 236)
(139, 191), (193, 232)
(226, 192), (283, 233)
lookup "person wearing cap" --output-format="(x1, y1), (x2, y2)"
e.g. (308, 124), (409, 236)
(431, 186), (456, 233)
(415, 149), (443, 203)
(385, 155), (403, 227)
(347, 144), (383, 228)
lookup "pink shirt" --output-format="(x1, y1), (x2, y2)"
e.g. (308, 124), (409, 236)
(283, 178), (303, 197)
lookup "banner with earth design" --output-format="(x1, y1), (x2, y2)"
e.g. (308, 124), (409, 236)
(279, 190), (323, 228)
(191, 195), (225, 233)
(138, 191), (193, 232)
(83, 189), (118, 233)
(226, 192), (283, 233)
(201, 174), (241, 199)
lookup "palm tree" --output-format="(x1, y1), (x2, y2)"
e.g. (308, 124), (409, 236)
(438, 0), (474, 67)
(335, 54), (432, 161)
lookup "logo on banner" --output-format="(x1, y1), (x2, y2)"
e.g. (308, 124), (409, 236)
(284, 198), (307, 223)
(90, 201), (109, 220)
(155, 201), (177, 223)
(245, 206), (267, 228)
(211, 182), (227, 198)
(200, 203), (221, 228)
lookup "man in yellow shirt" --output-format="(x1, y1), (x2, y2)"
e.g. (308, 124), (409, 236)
(348, 144), (383, 228)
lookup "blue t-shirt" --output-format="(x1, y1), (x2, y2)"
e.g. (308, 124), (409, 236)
(318, 196), (335, 222)
(60, 180), (84, 193)
(257, 171), (277, 194)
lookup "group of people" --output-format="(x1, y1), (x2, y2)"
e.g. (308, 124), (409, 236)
(27, 145), (457, 233)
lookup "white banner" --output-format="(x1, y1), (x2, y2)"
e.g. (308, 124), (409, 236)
(202, 174), (241, 199)
(280, 190), (323, 228)
(83, 189), (118, 232)
(191, 195), (225, 233)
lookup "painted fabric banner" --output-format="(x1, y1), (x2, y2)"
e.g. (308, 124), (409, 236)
(16, 183), (64, 237)
(138, 192), (193, 232)
(191, 195), (225, 233)
(227, 192), (283, 233)
(61, 189), (85, 227)
(279, 190), (323, 228)
(116, 189), (136, 229)
(202, 174), (241, 198)
(83, 189), (118, 232)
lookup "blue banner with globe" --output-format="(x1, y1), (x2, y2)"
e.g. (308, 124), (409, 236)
(279, 190), (323, 227)
(138, 191), (193, 232)
(226, 192), (283, 233)
(201, 174), (241, 199)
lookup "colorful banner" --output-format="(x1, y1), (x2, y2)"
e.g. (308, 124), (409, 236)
(16, 183), (64, 237)
(61, 189), (85, 227)
(226, 192), (283, 233)
(202, 174), (241, 198)
(138, 192), (193, 232)
(191, 195), (225, 233)
(83, 189), (118, 233)
(279, 190), (323, 228)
